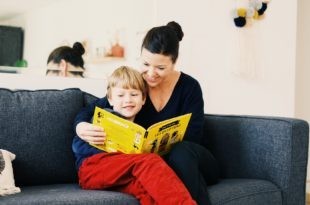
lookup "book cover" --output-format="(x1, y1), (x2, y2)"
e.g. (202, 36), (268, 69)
(91, 107), (191, 155)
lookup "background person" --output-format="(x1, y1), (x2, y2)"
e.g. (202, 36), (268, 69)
(46, 42), (85, 78)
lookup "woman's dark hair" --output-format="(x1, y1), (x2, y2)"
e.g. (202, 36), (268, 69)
(47, 42), (85, 68)
(141, 21), (184, 63)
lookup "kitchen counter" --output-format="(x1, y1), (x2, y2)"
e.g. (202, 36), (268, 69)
(0, 69), (106, 97)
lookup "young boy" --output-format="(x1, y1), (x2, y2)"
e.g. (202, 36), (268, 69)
(72, 66), (196, 205)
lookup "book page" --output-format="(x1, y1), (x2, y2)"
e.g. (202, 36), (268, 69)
(92, 107), (146, 154)
(142, 113), (192, 155)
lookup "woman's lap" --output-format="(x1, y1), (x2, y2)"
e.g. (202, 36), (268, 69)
(163, 141), (219, 204)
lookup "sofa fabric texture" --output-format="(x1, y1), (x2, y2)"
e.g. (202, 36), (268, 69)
(203, 115), (309, 205)
(0, 88), (308, 205)
(0, 184), (139, 205)
(0, 88), (83, 186)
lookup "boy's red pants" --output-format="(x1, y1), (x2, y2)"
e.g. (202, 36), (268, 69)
(78, 152), (196, 205)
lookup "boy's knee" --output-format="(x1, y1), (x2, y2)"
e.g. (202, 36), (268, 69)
(146, 153), (161, 161)
(139, 153), (162, 163)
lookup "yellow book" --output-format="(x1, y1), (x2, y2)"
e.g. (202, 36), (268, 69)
(91, 106), (192, 155)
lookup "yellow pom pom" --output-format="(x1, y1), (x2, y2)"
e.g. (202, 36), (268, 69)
(237, 8), (247, 17)
(253, 10), (259, 19)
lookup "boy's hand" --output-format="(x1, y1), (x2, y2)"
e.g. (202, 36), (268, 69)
(76, 122), (106, 144)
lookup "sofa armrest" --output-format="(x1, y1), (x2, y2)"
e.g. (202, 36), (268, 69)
(203, 114), (309, 205)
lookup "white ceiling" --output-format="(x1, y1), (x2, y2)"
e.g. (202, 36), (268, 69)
(0, 0), (58, 20)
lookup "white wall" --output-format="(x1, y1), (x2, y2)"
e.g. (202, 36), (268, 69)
(22, 0), (154, 68)
(155, 0), (297, 117)
(1, 0), (155, 77)
(1, 0), (298, 118)
(296, 0), (310, 181)
(296, 0), (310, 123)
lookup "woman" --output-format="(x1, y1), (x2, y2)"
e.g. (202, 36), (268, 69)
(74, 21), (219, 204)
(46, 42), (85, 77)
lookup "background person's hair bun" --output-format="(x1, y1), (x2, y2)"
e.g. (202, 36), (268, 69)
(73, 42), (85, 56)
(166, 21), (184, 41)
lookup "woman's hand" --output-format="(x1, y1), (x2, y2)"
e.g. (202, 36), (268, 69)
(76, 122), (106, 145)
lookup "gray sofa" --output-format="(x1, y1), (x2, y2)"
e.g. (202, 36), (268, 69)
(0, 88), (308, 205)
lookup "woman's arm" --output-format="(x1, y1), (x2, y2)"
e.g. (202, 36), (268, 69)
(180, 78), (204, 144)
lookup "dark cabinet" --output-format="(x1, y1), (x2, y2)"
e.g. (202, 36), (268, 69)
(0, 26), (24, 66)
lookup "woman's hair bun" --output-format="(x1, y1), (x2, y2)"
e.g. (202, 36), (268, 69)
(166, 21), (184, 41)
(73, 42), (85, 56)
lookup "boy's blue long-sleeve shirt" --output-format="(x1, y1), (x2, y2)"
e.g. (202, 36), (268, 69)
(72, 72), (205, 169)
(72, 98), (112, 169)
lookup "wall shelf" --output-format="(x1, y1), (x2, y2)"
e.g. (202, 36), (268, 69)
(84, 56), (125, 64)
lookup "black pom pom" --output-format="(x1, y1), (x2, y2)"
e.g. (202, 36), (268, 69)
(258, 2), (267, 15)
(234, 17), (246, 27)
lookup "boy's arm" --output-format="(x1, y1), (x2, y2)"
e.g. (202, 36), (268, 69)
(73, 97), (111, 131)
(73, 97), (112, 144)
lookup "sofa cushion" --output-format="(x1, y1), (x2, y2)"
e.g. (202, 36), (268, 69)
(208, 178), (282, 205)
(0, 88), (84, 186)
(0, 184), (139, 205)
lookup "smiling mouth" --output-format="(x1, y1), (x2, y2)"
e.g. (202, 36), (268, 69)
(146, 77), (157, 83)
(123, 105), (135, 109)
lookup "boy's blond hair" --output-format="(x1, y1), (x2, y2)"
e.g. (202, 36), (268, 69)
(107, 66), (147, 98)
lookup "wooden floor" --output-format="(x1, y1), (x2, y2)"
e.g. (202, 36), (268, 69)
(307, 193), (310, 205)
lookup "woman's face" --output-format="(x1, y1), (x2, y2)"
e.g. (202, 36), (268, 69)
(47, 61), (67, 77)
(140, 48), (175, 88)
(46, 60), (83, 78)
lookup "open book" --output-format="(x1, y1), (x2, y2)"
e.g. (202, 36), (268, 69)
(91, 107), (192, 155)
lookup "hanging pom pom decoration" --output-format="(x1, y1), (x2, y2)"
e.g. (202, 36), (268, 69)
(233, 8), (247, 27)
(233, 0), (270, 28)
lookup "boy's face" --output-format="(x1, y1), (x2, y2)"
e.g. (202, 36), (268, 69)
(108, 86), (145, 121)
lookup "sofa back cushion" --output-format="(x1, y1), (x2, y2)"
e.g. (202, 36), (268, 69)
(0, 88), (85, 186)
